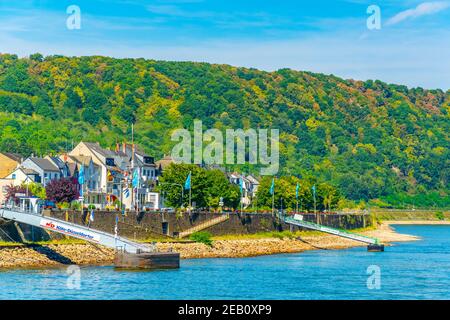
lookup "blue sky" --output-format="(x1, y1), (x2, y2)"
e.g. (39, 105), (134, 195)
(0, 0), (449, 89)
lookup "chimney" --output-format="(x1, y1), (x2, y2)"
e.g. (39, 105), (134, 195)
(123, 142), (126, 153)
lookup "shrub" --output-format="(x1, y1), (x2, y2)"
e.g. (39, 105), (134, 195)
(46, 177), (79, 203)
(259, 218), (270, 229)
(58, 202), (70, 209)
(189, 231), (213, 246)
(70, 201), (81, 210)
(5, 185), (27, 204)
(435, 211), (445, 220)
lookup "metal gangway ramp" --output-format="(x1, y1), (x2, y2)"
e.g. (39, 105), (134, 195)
(284, 214), (384, 250)
(0, 207), (154, 254)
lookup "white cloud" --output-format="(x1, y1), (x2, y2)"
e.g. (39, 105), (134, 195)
(386, 1), (450, 25)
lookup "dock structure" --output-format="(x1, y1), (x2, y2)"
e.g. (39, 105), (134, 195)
(0, 206), (180, 268)
(284, 214), (384, 251)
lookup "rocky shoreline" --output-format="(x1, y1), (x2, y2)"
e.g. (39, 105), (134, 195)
(158, 222), (419, 259)
(0, 222), (419, 269)
(0, 244), (115, 269)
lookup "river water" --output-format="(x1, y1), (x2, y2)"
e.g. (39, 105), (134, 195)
(1, 225), (450, 300)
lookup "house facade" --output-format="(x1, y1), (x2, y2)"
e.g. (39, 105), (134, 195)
(1, 167), (42, 204)
(60, 154), (103, 207)
(21, 157), (61, 186)
(228, 173), (260, 208)
(0, 152), (22, 178)
(68, 141), (159, 210)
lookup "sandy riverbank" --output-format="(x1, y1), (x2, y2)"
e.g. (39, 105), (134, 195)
(0, 222), (420, 269)
(384, 220), (450, 225)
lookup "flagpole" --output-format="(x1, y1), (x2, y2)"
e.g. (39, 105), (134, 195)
(313, 185), (318, 223)
(240, 178), (244, 213)
(78, 165), (84, 224)
(270, 177), (275, 216)
(81, 184), (84, 223)
(131, 123), (135, 213)
(271, 192), (274, 216)
(189, 172), (192, 214)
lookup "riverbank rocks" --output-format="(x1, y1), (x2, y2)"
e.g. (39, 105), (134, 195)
(156, 236), (361, 259)
(0, 223), (418, 269)
(0, 244), (115, 269)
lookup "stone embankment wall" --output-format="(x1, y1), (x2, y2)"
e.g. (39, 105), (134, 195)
(1, 210), (370, 242)
(1, 210), (371, 243)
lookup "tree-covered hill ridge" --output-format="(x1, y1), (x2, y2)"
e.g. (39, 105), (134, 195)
(0, 53), (448, 202)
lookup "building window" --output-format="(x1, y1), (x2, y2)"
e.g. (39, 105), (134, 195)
(106, 158), (115, 166)
(12, 174), (16, 179)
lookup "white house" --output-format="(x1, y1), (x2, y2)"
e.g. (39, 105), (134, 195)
(21, 157), (61, 186)
(0, 167), (43, 204)
(45, 156), (71, 178)
(228, 173), (260, 208)
(246, 175), (260, 198)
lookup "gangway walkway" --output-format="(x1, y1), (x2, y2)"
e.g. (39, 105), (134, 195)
(0, 207), (155, 254)
(283, 214), (382, 246)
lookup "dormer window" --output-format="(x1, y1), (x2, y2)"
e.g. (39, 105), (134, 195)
(106, 158), (115, 166)
(143, 156), (154, 164)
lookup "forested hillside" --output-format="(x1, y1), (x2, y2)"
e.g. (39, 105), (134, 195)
(0, 53), (448, 204)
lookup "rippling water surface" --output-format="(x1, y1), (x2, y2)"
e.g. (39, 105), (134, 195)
(1, 225), (450, 300)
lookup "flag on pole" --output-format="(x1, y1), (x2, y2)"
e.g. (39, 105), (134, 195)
(239, 178), (244, 194)
(184, 172), (191, 190)
(296, 182), (300, 199)
(132, 168), (139, 188)
(78, 165), (85, 185)
(269, 178), (275, 195)
(123, 188), (130, 199)
(107, 170), (113, 182)
(89, 209), (95, 222)
(114, 215), (119, 238)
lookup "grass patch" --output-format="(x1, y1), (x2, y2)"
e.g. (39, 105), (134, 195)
(0, 241), (22, 247)
(212, 226), (378, 241)
(189, 231), (213, 246)
(349, 225), (378, 233)
(139, 237), (193, 243)
(213, 230), (321, 241)
(26, 238), (87, 246)
(435, 211), (445, 220)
